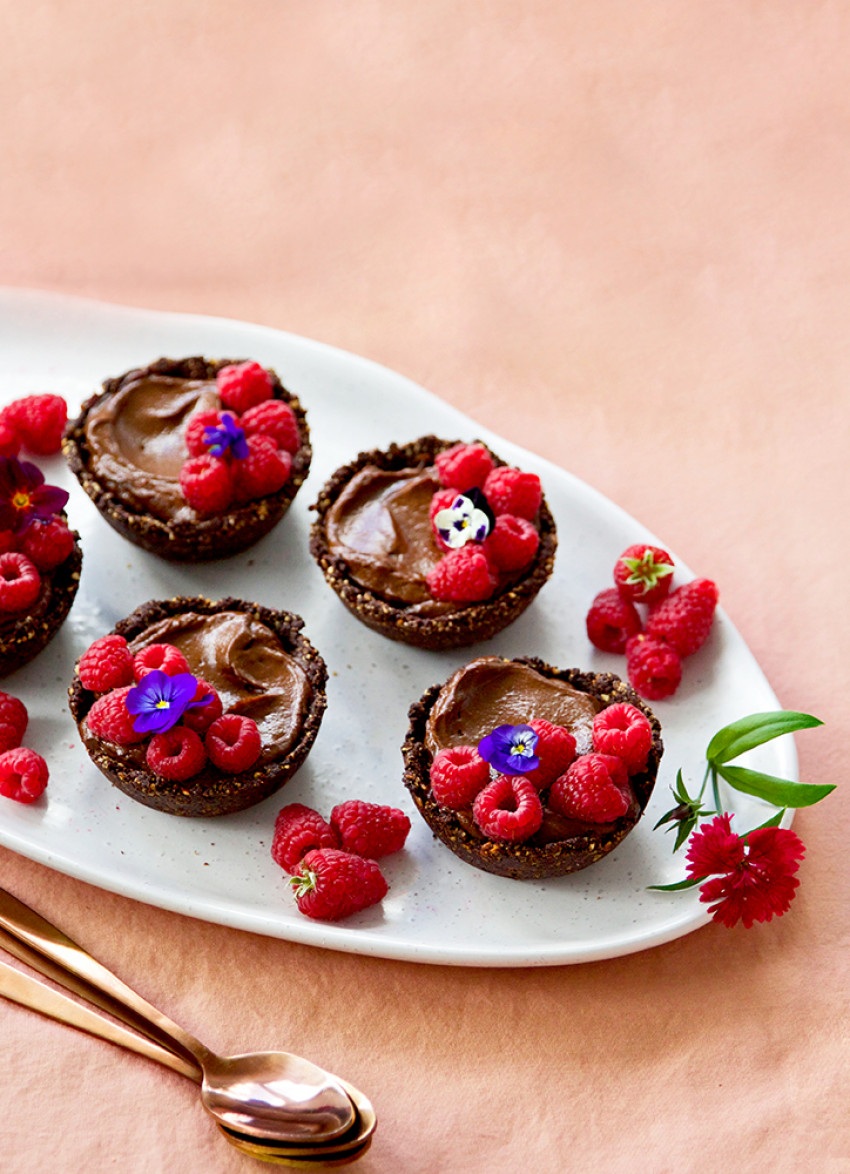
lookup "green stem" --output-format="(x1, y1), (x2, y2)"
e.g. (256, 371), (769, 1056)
(710, 765), (722, 814)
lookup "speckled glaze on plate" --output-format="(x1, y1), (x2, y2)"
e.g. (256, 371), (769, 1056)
(0, 289), (798, 967)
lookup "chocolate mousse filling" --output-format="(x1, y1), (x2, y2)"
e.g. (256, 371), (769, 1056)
(402, 656), (663, 879)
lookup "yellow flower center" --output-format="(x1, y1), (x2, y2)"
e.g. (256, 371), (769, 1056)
(11, 491), (31, 510)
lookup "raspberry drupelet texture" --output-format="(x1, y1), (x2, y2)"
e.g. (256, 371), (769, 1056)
(0, 746), (49, 803)
(435, 442), (494, 492)
(86, 687), (148, 745)
(548, 753), (631, 823)
(0, 422), (20, 458)
(482, 466), (542, 520)
(0, 394), (67, 456)
(241, 400), (301, 454)
(78, 634), (135, 693)
(585, 587), (642, 654)
(646, 578), (719, 657)
(521, 719), (577, 789)
(216, 361), (274, 414)
(146, 726), (207, 781)
(272, 803), (340, 874)
(180, 679), (223, 734)
(0, 552), (41, 612)
(592, 703), (653, 774)
(472, 775), (544, 842)
(233, 434), (292, 503)
(430, 744), (491, 809)
(291, 847), (388, 921)
(483, 514), (540, 572)
(426, 544), (497, 603)
(205, 713), (262, 772)
(330, 800), (411, 859)
(613, 543), (675, 606)
(179, 454), (234, 516)
(0, 690), (28, 754)
(133, 643), (190, 680)
(184, 409), (227, 457)
(20, 517), (76, 571)
(626, 634), (683, 700)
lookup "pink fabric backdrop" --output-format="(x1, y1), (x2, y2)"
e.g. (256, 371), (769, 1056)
(1, 3), (847, 1171)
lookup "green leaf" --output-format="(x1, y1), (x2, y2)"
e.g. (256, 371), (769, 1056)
(716, 764), (834, 808)
(647, 876), (704, 892)
(706, 711), (823, 766)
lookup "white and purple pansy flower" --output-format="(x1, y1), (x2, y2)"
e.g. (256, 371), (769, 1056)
(125, 670), (213, 735)
(478, 724), (539, 775)
(433, 488), (495, 549)
(203, 412), (249, 460)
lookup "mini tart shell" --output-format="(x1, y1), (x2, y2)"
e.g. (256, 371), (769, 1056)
(309, 435), (557, 650)
(62, 356), (312, 562)
(0, 517), (82, 678)
(402, 657), (663, 880)
(68, 595), (328, 818)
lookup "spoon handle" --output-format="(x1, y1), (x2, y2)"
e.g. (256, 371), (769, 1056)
(0, 957), (199, 1080)
(0, 884), (209, 1070)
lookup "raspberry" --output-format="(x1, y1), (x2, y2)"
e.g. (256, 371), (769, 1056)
(472, 775), (543, 842)
(184, 409), (227, 457)
(146, 726), (206, 781)
(646, 578), (719, 657)
(483, 514), (539, 572)
(426, 545), (497, 603)
(216, 361), (273, 413)
(0, 691), (28, 751)
(0, 395), (67, 455)
(429, 744), (491, 808)
(290, 848), (388, 921)
(614, 543), (675, 606)
(0, 747), (48, 803)
(133, 644), (190, 680)
(233, 434), (292, 503)
(205, 713), (262, 772)
(592, 703), (653, 774)
(586, 588), (642, 654)
(521, 719), (577, 789)
(625, 634), (683, 701)
(429, 488), (460, 550)
(78, 634), (135, 693)
(482, 467), (542, 520)
(330, 800), (411, 859)
(85, 686), (147, 745)
(179, 454), (234, 516)
(0, 552), (41, 612)
(434, 443), (494, 492)
(241, 400), (300, 454)
(180, 679), (223, 734)
(272, 803), (340, 874)
(0, 531), (15, 555)
(549, 754), (631, 823)
(0, 422), (20, 458)
(20, 517), (76, 571)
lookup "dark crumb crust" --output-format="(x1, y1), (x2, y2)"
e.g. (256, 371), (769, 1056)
(0, 519), (82, 678)
(402, 657), (663, 880)
(62, 356), (312, 562)
(67, 595), (328, 818)
(308, 435), (557, 650)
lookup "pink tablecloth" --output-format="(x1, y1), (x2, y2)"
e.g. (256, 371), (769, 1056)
(1, 4), (846, 1171)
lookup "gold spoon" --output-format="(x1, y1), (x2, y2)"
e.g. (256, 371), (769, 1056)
(0, 885), (357, 1143)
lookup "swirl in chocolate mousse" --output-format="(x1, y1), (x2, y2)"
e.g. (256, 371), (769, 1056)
(83, 374), (220, 522)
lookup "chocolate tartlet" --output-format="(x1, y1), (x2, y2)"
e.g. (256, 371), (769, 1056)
(309, 436), (557, 650)
(68, 596), (327, 817)
(62, 356), (311, 561)
(402, 656), (662, 879)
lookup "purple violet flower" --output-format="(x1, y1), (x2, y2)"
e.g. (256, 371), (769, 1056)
(125, 670), (212, 735)
(203, 412), (249, 460)
(0, 457), (69, 533)
(478, 724), (539, 775)
(433, 488), (495, 549)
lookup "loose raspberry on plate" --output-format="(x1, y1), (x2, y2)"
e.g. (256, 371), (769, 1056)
(625, 634), (683, 701)
(434, 442), (494, 492)
(146, 726), (206, 781)
(426, 544), (498, 603)
(180, 679), (223, 734)
(290, 847), (388, 921)
(0, 394), (67, 455)
(472, 775), (543, 842)
(0, 691), (27, 752)
(232, 434), (293, 503)
(521, 719), (577, 789)
(179, 454), (234, 516)
(646, 578), (719, 657)
(216, 361), (273, 413)
(184, 409), (228, 457)
(592, 703), (653, 774)
(482, 466), (542, 520)
(0, 422), (20, 458)
(272, 803), (340, 874)
(548, 753), (631, 823)
(133, 643), (190, 680)
(0, 747), (48, 803)
(86, 686), (148, 745)
(613, 543), (675, 606)
(205, 713), (262, 772)
(586, 587), (642, 654)
(429, 744), (491, 809)
(330, 800), (411, 859)
(78, 634), (135, 693)
(20, 517), (76, 572)
(241, 400), (300, 454)
(0, 551), (41, 613)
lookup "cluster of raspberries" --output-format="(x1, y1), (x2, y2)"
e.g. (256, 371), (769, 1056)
(78, 635), (262, 782)
(428, 703), (652, 841)
(0, 690), (48, 804)
(179, 361), (300, 517)
(426, 442), (542, 604)
(585, 544), (719, 701)
(0, 516), (76, 613)
(0, 394), (67, 458)
(272, 799), (410, 920)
